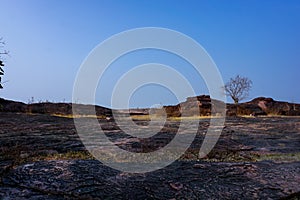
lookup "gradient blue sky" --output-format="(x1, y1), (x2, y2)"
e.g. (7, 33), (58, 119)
(0, 0), (299, 108)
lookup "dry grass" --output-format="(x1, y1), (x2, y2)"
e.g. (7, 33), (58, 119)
(255, 152), (300, 162)
(2, 142), (300, 167)
(0, 144), (94, 168)
(131, 115), (224, 121)
(51, 114), (108, 119)
(130, 115), (151, 121)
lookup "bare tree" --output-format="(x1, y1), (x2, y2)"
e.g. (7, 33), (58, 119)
(0, 37), (9, 89)
(224, 75), (252, 104)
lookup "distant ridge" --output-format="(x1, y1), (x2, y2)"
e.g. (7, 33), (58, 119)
(0, 98), (112, 117)
(1, 96), (299, 117)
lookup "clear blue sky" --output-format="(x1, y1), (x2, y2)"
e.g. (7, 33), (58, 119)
(0, 0), (300, 108)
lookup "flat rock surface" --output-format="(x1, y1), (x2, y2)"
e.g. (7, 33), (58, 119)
(1, 160), (300, 200)
(0, 112), (300, 199)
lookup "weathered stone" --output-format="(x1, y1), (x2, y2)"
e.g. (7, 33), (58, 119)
(0, 112), (300, 199)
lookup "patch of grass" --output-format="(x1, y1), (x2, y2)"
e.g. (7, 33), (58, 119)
(130, 115), (151, 121)
(203, 151), (257, 162)
(196, 151), (300, 163)
(255, 152), (300, 162)
(169, 116), (224, 121)
(177, 148), (258, 162)
(51, 114), (76, 118)
(130, 114), (227, 121)
(0, 144), (94, 168)
(51, 114), (108, 119)
(30, 151), (95, 161)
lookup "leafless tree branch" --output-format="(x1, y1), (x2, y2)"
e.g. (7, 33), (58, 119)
(224, 75), (252, 104)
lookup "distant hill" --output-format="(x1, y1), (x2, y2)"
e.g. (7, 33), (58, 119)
(0, 98), (112, 117)
(1, 96), (299, 117)
(164, 95), (300, 117)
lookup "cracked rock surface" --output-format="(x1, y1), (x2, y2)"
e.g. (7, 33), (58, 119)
(1, 160), (300, 199)
(0, 112), (300, 199)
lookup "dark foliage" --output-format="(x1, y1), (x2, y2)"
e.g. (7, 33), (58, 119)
(0, 37), (9, 89)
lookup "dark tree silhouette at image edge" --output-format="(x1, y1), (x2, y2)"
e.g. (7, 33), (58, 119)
(224, 75), (252, 104)
(0, 37), (9, 89)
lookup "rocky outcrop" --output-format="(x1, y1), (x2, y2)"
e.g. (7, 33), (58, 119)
(164, 96), (300, 117)
(226, 103), (267, 116)
(248, 97), (300, 116)
(164, 95), (226, 117)
(1, 96), (300, 117)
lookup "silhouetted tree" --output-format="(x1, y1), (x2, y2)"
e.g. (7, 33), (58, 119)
(0, 38), (9, 89)
(225, 75), (252, 104)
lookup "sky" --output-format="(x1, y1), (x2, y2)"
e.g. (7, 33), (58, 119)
(0, 0), (299, 108)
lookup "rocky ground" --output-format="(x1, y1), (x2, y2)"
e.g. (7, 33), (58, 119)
(0, 112), (299, 199)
